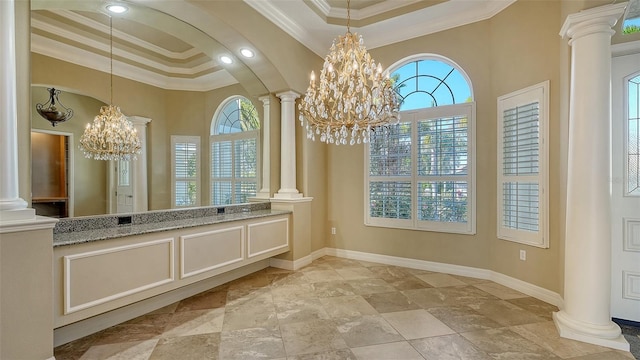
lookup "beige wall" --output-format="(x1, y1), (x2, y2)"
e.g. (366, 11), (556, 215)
(325, 0), (566, 292)
(31, 87), (109, 216)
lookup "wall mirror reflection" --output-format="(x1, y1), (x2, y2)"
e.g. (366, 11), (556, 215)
(30, 0), (268, 217)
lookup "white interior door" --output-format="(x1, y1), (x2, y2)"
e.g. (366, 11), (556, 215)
(611, 50), (640, 322)
(115, 160), (134, 213)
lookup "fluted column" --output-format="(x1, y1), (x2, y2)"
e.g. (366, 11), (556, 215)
(0, 0), (34, 222)
(274, 91), (302, 199)
(255, 95), (272, 199)
(554, 2), (629, 351)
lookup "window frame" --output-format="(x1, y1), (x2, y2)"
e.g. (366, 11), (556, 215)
(170, 135), (201, 208)
(210, 96), (261, 205)
(497, 81), (549, 248)
(364, 55), (476, 235)
(365, 102), (476, 234)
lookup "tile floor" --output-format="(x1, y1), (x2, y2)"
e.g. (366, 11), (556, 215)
(54, 256), (636, 360)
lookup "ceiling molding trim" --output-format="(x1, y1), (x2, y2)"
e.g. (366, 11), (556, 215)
(243, 0), (330, 57)
(31, 33), (234, 92)
(51, 10), (201, 60)
(31, 29), (216, 76)
(307, 0), (331, 16)
(324, 0), (426, 20)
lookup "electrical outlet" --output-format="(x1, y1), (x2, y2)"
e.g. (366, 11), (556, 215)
(519, 250), (526, 261)
(331, 227), (336, 235)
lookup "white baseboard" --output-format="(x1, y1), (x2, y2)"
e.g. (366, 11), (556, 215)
(269, 248), (325, 270)
(321, 247), (563, 308)
(54, 260), (270, 347)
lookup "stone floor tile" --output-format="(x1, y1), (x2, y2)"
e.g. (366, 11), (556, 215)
(415, 273), (468, 287)
(311, 280), (357, 297)
(175, 287), (227, 312)
(335, 266), (377, 280)
(382, 309), (456, 340)
(280, 319), (348, 356)
(510, 321), (612, 359)
(218, 327), (285, 360)
(320, 295), (379, 318)
(162, 308), (225, 337)
(473, 282), (527, 300)
(79, 339), (158, 360)
(350, 341), (424, 360)
(427, 306), (502, 333)
(346, 278), (397, 295)
(303, 269), (345, 283)
(149, 333), (220, 360)
(410, 334), (491, 360)
(275, 297), (330, 324)
(363, 291), (420, 313)
(335, 314), (404, 347)
(287, 349), (358, 360)
(461, 328), (562, 359)
(506, 297), (559, 321)
(467, 299), (545, 327)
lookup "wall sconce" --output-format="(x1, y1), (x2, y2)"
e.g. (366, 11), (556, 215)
(36, 88), (74, 127)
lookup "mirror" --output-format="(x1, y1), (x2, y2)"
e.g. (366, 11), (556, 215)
(30, 0), (268, 217)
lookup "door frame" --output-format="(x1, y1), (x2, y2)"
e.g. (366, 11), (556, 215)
(31, 129), (74, 217)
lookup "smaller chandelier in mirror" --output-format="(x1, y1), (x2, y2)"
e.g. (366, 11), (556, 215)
(36, 88), (74, 127)
(79, 105), (141, 161)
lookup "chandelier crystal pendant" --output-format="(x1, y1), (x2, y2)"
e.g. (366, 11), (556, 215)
(298, 0), (400, 146)
(79, 16), (141, 161)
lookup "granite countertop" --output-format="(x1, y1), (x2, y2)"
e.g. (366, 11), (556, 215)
(53, 209), (291, 247)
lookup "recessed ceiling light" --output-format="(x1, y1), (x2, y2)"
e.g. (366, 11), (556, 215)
(240, 48), (254, 58)
(220, 55), (233, 64)
(106, 4), (128, 14)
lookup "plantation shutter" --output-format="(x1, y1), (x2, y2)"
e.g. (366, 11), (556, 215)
(497, 82), (548, 247)
(171, 136), (200, 207)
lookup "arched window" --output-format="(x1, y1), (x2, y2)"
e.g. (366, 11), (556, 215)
(210, 96), (260, 205)
(365, 55), (476, 234)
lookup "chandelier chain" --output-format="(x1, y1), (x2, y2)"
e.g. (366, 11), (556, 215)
(110, 16), (113, 105)
(346, 0), (351, 33)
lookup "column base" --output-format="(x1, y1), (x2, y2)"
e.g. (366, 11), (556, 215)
(0, 207), (36, 222)
(553, 311), (629, 351)
(273, 191), (303, 200)
(249, 192), (271, 201)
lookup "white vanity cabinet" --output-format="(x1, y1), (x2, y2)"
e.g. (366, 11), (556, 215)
(52, 213), (289, 328)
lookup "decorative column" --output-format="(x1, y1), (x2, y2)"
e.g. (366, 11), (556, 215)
(270, 90), (313, 270)
(0, 0), (34, 222)
(1, 2), (57, 360)
(130, 116), (151, 212)
(255, 95), (272, 199)
(555, 2), (629, 351)
(274, 91), (302, 199)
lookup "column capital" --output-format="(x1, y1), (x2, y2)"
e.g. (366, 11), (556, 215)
(560, 2), (627, 43)
(276, 90), (300, 102)
(128, 116), (152, 126)
(258, 95), (271, 106)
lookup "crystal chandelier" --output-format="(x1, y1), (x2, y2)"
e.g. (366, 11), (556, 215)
(298, 0), (400, 146)
(79, 16), (141, 161)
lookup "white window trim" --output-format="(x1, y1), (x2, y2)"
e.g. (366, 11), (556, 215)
(497, 81), (549, 248)
(364, 102), (476, 235)
(210, 130), (261, 205)
(171, 135), (201, 208)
